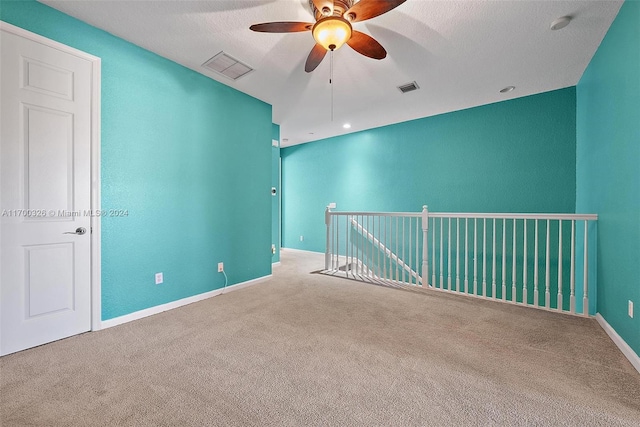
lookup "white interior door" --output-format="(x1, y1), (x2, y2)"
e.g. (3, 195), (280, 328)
(1, 26), (96, 355)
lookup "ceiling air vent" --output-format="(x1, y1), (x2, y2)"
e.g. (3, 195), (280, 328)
(398, 81), (420, 94)
(203, 52), (253, 80)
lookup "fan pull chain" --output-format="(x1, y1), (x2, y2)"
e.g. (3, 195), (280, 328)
(330, 50), (334, 122)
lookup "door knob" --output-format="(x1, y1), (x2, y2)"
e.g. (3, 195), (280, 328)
(63, 227), (86, 235)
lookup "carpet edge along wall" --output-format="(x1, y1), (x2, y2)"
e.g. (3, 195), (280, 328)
(1, 0), (273, 320)
(576, 0), (640, 356)
(282, 87), (577, 253)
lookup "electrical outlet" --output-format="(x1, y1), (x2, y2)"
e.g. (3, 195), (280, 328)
(155, 272), (163, 285)
(300, 235), (304, 242)
(629, 300), (634, 318)
(218, 262), (224, 273)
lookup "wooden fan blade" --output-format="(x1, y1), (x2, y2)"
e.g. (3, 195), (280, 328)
(250, 22), (313, 33)
(344, 0), (406, 23)
(305, 44), (327, 72)
(347, 31), (387, 60)
(312, 0), (334, 16)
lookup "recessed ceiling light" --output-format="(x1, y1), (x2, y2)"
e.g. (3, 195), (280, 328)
(500, 86), (516, 93)
(550, 16), (572, 31)
(343, 123), (351, 129)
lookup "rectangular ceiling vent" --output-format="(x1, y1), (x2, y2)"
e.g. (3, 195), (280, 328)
(203, 52), (253, 81)
(398, 81), (420, 94)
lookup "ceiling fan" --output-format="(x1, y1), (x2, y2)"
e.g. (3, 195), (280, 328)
(250, 0), (406, 72)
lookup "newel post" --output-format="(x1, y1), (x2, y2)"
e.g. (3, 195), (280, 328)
(325, 206), (331, 271)
(421, 205), (429, 287)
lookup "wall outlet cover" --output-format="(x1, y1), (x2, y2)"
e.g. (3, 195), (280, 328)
(218, 262), (224, 273)
(155, 272), (163, 285)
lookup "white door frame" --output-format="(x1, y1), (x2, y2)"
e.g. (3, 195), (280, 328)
(0, 21), (102, 331)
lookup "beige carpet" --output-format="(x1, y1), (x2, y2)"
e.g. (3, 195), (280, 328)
(2, 249), (639, 426)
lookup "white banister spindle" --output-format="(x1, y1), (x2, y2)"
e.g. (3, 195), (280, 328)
(377, 216), (382, 278)
(464, 218), (469, 294)
(383, 216), (387, 280)
(378, 216), (382, 278)
(482, 218), (487, 298)
(357, 215), (362, 276)
(421, 206), (429, 287)
(325, 207), (331, 270)
(448, 219), (452, 290)
(402, 217), (406, 283)
(335, 213), (339, 271)
(456, 218), (461, 293)
(345, 216), (349, 274)
(473, 218), (478, 295)
(396, 217), (400, 282)
(351, 216), (355, 275)
(372, 215), (376, 277)
(408, 217), (412, 284)
(492, 218), (497, 299)
(512, 219), (517, 303)
(415, 218), (420, 285)
(557, 220), (563, 311)
(545, 220), (551, 309)
(364, 215), (373, 276)
(570, 220), (576, 313)
(432, 217), (436, 287)
(439, 218), (444, 289)
(332, 215), (336, 270)
(357, 215), (361, 275)
(370, 215), (374, 277)
(583, 221), (589, 316)
(502, 219), (506, 301)
(534, 219), (539, 307)
(363, 215), (367, 275)
(523, 220), (528, 305)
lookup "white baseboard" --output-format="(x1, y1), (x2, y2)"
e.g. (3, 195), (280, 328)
(272, 261), (281, 267)
(99, 274), (272, 330)
(596, 313), (640, 374)
(281, 247), (325, 256)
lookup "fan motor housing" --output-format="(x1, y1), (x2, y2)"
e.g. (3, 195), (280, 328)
(309, 0), (356, 20)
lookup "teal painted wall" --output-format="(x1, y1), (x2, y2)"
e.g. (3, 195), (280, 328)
(282, 88), (577, 253)
(271, 124), (281, 263)
(576, 1), (640, 355)
(1, 1), (273, 320)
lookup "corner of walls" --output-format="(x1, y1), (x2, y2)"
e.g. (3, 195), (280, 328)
(271, 123), (281, 264)
(576, 0), (640, 357)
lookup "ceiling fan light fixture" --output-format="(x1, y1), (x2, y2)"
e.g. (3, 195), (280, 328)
(312, 17), (352, 51)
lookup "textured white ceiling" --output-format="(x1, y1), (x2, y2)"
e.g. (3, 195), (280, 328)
(40, 0), (623, 147)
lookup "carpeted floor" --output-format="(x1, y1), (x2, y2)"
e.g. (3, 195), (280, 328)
(1, 249), (640, 426)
